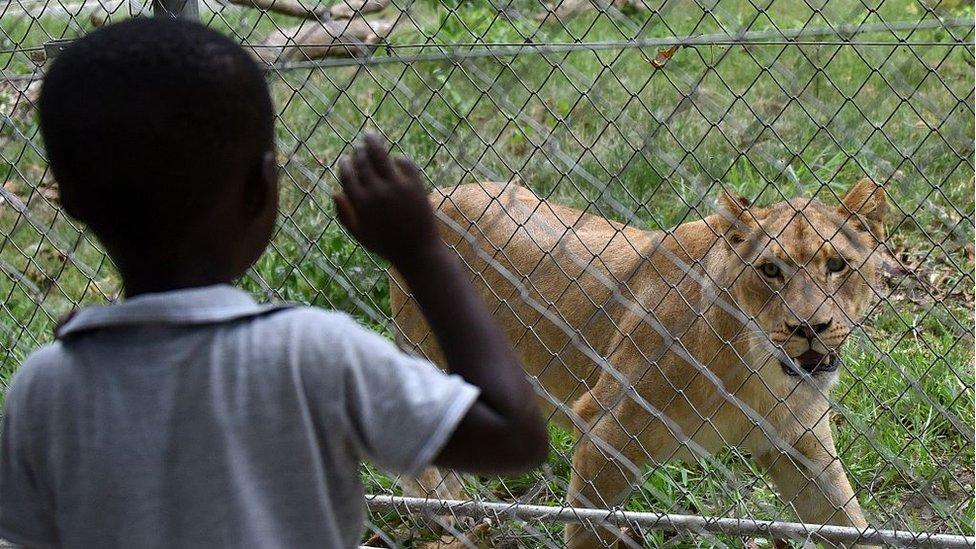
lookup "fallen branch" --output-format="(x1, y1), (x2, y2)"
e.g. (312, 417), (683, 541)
(225, 0), (330, 20)
(224, 0), (389, 21)
(253, 15), (403, 63)
(534, 0), (644, 21)
(329, 0), (389, 20)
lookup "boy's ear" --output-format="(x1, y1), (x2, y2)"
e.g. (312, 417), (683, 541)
(245, 151), (279, 216)
(261, 150), (278, 195)
(838, 177), (886, 240)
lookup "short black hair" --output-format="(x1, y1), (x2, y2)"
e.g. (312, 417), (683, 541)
(39, 17), (274, 244)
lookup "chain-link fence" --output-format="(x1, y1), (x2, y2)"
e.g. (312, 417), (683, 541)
(1, 0), (974, 547)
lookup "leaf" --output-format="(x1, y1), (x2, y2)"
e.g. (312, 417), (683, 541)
(651, 45), (679, 69)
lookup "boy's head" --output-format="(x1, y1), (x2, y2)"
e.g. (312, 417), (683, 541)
(39, 17), (277, 291)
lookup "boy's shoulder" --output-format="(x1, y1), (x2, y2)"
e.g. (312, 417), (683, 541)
(13, 342), (72, 382)
(255, 306), (362, 339)
(253, 306), (383, 358)
(5, 342), (73, 409)
(266, 305), (352, 325)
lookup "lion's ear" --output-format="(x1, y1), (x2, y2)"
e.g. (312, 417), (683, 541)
(715, 188), (758, 243)
(838, 178), (887, 240)
(718, 189), (750, 217)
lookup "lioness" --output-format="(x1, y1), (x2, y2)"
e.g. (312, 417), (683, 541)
(389, 178), (886, 548)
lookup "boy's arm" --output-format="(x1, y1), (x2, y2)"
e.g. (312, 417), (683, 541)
(333, 133), (548, 475)
(0, 374), (59, 548)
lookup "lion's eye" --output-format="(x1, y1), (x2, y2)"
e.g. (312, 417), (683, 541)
(759, 262), (781, 278)
(827, 257), (847, 273)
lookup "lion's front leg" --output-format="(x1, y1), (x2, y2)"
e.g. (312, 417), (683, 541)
(400, 466), (471, 533)
(757, 422), (869, 548)
(565, 398), (663, 549)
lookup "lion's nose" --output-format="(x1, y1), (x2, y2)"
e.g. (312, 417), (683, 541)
(786, 319), (833, 340)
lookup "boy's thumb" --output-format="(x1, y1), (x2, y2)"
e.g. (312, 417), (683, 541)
(332, 192), (360, 238)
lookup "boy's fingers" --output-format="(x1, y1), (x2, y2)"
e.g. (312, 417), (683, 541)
(338, 157), (366, 204)
(394, 157), (424, 191)
(332, 192), (360, 238)
(353, 146), (380, 190)
(363, 132), (395, 180)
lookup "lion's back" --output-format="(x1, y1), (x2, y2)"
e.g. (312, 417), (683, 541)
(389, 183), (655, 411)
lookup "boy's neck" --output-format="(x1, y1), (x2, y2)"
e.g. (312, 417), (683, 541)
(121, 267), (236, 298)
(108, 231), (253, 299)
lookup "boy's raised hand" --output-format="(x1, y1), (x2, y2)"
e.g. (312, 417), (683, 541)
(333, 133), (439, 265)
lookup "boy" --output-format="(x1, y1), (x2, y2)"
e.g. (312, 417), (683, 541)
(0, 17), (547, 548)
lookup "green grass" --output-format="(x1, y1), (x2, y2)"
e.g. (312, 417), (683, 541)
(1, 0), (973, 546)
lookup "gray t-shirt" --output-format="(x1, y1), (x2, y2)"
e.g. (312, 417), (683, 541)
(0, 285), (478, 548)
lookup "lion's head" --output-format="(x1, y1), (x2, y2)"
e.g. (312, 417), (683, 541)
(712, 178), (888, 384)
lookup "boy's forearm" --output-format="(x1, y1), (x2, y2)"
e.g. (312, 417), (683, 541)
(334, 134), (547, 472)
(394, 244), (537, 419)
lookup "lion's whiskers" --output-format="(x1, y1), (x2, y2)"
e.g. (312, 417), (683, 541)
(725, 329), (782, 374)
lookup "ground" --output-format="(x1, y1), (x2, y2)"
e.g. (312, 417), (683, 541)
(0, 0), (973, 546)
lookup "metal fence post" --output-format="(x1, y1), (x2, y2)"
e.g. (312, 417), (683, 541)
(152, 0), (198, 18)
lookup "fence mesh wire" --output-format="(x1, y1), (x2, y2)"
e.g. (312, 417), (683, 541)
(1, 0), (974, 547)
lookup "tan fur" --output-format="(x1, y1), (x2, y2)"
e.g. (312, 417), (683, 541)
(389, 179), (886, 548)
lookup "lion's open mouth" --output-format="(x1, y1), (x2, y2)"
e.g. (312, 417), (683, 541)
(780, 350), (840, 376)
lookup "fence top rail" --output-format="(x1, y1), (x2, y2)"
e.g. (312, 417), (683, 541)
(0, 16), (971, 78)
(263, 16), (975, 71)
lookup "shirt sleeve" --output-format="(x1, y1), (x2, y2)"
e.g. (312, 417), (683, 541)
(0, 374), (60, 548)
(332, 315), (480, 477)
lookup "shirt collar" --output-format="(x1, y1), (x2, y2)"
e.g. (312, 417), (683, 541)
(57, 284), (284, 338)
